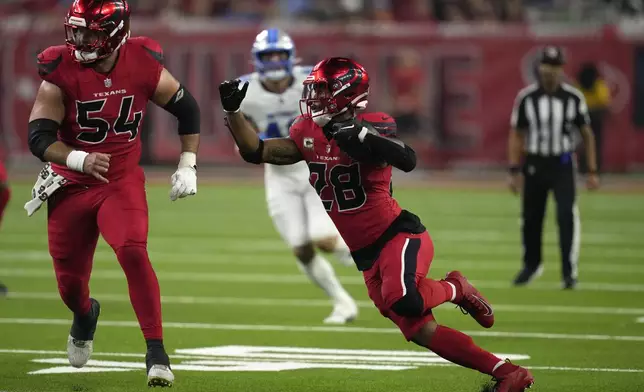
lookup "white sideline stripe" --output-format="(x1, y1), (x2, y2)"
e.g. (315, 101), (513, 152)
(0, 318), (643, 342)
(7, 292), (644, 316)
(4, 250), (644, 275)
(0, 350), (641, 374)
(2, 268), (644, 293)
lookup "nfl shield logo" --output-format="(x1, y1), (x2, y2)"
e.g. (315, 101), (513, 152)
(303, 137), (314, 149)
(104, 78), (112, 88)
(326, 145), (331, 153)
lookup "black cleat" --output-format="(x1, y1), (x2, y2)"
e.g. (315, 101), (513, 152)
(563, 278), (577, 290)
(513, 265), (543, 286)
(0, 282), (7, 296)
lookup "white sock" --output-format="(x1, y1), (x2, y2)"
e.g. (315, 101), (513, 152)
(331, 236), (354, 267)
(298, 254), (353, 304)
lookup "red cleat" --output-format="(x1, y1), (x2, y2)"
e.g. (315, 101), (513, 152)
(445, 271), (495, 328)
(493, 362), (535, 392)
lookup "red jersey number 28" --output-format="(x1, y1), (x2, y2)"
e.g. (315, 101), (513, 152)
(76, 96), (142, 144)
(308, 162), (367, 212)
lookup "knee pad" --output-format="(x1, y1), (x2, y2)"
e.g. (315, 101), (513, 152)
(390, 290), (425, 318)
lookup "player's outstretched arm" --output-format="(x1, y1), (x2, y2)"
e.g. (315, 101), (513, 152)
(333, 120), (416, 172)
(219, 79), (303, 165)
(28, 81), (111, 183)
(153, 69), (200, 200)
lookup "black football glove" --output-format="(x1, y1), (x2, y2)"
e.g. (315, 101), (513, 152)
(332, 119), (379, 163)
(331, 119), (362, 148)
(219, 79), (249, 113)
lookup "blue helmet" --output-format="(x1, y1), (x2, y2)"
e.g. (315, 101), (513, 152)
(251, 28), (295, 81)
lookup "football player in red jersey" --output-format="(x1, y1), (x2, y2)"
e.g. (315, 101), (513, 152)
(25, 0), (201, 387)
(220, 58), (534, 392)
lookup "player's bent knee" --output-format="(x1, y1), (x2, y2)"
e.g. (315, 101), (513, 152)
(293, 243), (315, 264)
(390, 291), (425, 318)
(314, 237), (337, 253)
(410, 320), (439, 347)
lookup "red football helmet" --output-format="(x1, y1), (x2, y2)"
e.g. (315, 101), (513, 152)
(300, 57), (370, 126)
(64, 0), (131, 63)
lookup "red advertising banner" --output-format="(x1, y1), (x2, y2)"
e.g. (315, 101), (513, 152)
(1, 22), (642, 171)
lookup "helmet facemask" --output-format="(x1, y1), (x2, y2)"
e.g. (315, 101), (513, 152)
(64, 2), (131, 64)
(255, 50), (293, 81)
(300, 81), (340, 127)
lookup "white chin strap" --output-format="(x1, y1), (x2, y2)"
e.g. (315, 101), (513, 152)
(312, 112), (334, 127)
(74, 31), (129, 63)
(75, 50), (99, 63)
(261, 69), (289, 81)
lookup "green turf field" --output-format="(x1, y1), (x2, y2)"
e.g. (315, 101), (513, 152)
(0, 181), (643, 392)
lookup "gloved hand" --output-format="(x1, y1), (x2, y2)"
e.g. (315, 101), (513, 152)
(170, 152), (197, 201)
(219, 79), (249, 113)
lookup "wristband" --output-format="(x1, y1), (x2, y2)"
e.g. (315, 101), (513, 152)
(178, 151), (197, 170)
(224, 107), (240, 114)
(66, 150), (88, 173)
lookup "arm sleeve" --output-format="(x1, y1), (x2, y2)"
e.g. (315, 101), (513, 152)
(361, 114), (416, 172)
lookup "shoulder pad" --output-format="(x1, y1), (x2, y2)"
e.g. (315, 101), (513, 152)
(37, 46), (67, 79)
(130, 36), (164, 65)
(361, 112), (397, 137)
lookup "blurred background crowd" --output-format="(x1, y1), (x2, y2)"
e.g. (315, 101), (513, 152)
(0, 0), (641, 172)
(1, 0), (643, 23)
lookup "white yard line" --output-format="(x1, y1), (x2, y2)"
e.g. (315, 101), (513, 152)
(3, 250), (644, 275)
(7, 291), (644, 316)
(636, 317), (644, 323)
(2, 268), (644, 293)
(1, 229), (641, 246)
(0, 318), (643, 342)
(0, 349), (641, 374)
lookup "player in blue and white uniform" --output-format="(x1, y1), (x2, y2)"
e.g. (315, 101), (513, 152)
(237, 29), (358, 324)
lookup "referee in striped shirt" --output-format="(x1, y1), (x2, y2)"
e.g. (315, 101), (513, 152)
(508, 46), (599, 290)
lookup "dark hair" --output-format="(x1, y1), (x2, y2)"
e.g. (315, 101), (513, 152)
(577, 62), (599, 90)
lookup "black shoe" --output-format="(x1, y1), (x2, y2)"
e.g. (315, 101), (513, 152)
(513, 265), (543, 286)
(563, 278), (577, 290)
(0, 282), (7, 296)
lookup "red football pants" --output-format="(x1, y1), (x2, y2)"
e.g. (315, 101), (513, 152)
(47, 168), (163, 340)
(363, 231), (439, 340)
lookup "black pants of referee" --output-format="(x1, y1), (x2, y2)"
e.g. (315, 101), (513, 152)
(520, 154), (579, 284)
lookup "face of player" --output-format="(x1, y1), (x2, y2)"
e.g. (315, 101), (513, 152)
(65, 26), (108, 63)
(301, 82), (337, 126)
(259, 50), (291, 82)
(538, 64), (562, 89)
